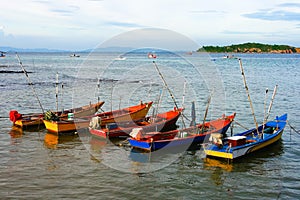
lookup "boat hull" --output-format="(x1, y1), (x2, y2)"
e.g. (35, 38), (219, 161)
(43, 119), (90, 134)
(128, 113), (236, 151)
(12, 101), (104, 129)
(89, 108), (181, 139)
(204, 114), (287, 160)
(44, 101), (152, 134)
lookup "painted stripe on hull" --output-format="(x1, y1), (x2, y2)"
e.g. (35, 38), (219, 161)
(204, 150), (233, 159)
(247, 131), (283, 154)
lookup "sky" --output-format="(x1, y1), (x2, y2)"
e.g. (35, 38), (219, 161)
(1, 0), (300, 50)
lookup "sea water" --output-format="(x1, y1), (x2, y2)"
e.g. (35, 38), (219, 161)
(0, 52), (299, 199)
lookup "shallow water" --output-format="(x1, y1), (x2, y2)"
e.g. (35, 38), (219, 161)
(0, 52), (299, 199)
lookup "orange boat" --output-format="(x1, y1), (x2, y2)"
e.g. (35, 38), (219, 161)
(89, 107), (182, 139)
(10, 101), (105, 129)
(43, 101), (153, 134)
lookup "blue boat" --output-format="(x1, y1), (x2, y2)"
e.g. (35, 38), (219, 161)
(128, 113), (236, 151)
(204, 114), (287, 160)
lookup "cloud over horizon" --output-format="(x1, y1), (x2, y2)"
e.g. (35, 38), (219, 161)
(1, 0), (300, 50)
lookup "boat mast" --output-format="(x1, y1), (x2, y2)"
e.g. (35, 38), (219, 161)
(201, 92), (212, 133)
(262, 88), (269, 134)
(152, 60), (186, 128)
(238, 59), (259, 132)
(56, 72), (59, 113)
(16, 53), (45, 114)
(265, 85), (278, 122)
(182, 80), (187, 108)
(97, 78), (100, 103)
(152, 61), (179, 109)
(61, 82), (64, 113)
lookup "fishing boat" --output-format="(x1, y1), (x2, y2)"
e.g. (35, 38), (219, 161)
(70, 53), (80, 57)
(148, 53), (157, 59)
(128, 113), (236, 151)
(204, 114), (287, 160)
(89, 107), (182, 139)
(114, 56), (126, 61)
(43, 101), (153, 134)
(10, 101), (105, 128)
(0, 51), (6, 58)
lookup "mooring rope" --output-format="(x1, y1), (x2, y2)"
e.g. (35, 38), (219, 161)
(233, 120), (249, 131)
(287, 121), (300, 135)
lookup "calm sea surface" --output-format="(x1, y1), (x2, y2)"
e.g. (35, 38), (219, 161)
(0, 52), (299, 199)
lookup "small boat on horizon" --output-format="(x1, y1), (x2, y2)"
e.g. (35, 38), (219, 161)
(148, 53), (157, 59)
(70, 53), (80, 57)
(114, 56), (126, 61)
(0, 51), (6, 58)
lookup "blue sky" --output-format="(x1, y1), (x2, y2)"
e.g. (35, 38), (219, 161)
(1, 0), (300, 50)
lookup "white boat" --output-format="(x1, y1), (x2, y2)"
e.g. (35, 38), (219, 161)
(70, 54), (80, 57)
(114, 56), (126, 61)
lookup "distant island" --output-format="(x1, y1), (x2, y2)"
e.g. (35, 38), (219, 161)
(198, 42), (300, 53)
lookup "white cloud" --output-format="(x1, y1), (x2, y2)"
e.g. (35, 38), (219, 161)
(0, 0), (299, 49)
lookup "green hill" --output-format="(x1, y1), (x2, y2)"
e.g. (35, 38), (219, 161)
(198, 42), (298, 53)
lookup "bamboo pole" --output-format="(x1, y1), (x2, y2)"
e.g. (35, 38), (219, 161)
(201, 92), (212, 133)
(16, 53), (45, 114)
(265, 85), (278, 122)
(238, 59), (258, 132)
(152, 61), (179, 109)
(152, 61), (185, 128)
(55, 72), (59, 113)
(182, 80), (187, 108)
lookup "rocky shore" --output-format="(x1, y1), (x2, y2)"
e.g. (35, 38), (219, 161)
(199, 43), (300, 53)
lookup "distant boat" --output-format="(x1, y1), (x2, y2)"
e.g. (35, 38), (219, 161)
(0, 51), (6, 58)
(148, 53), (157, 59)
(114, 56), (126, 61)
(204, 114), (287, 160)
(70, 53), (80, 57)
(222, 54), (237, 59)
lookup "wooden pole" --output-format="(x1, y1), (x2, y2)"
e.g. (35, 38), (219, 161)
(262, 88), (269, 138)
(265, 85), (278, 122)
(55, 72), (59, 113)
(16, 53), (45, 114)
(61, 82), (64, 113)
(152, 61), (179, 109)
(238, 59), (259, 132)
(152, 61), (185, 128)
(182, 80), (187, 108)
(201, 92), (212, 133)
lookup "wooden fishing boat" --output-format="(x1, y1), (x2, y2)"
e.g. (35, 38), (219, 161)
(204, 114), (287, 160)
(10, 101), (105, 128)
(43, 101), (153, 134)
(89, 107), (182, 139)
(128, 113), (236, 151)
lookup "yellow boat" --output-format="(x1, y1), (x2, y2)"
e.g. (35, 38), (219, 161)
(43, 101), (153, 134)
(10, 101), (105, 129)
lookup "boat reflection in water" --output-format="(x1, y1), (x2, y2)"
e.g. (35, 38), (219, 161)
(9, 126), (23, 138)
(44, 133), (59, 149)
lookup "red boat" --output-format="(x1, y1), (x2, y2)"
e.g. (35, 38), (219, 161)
(128, 113), (236, 151)
(9, 101), (105, 129)
(89, 107), (183, 139)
